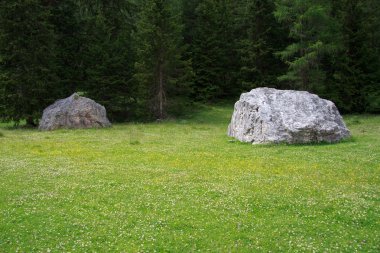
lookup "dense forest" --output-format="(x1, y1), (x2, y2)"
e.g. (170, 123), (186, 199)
(0, 0), (379, 125)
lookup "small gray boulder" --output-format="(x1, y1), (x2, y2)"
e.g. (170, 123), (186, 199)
(39, 93), (111, 131)
(228, 88), (350, 144)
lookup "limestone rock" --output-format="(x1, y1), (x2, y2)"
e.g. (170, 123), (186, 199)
(39, 93), (111, 131)
(228, 88), (350, 144)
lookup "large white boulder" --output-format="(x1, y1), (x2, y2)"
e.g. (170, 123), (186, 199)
(39, 93), (111, 131)
(228, 88), (350, 144)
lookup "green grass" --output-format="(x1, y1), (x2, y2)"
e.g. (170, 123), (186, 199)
(0, 105), (379, 252)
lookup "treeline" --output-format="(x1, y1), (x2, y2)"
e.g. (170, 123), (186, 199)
(0, 0), (379, 125)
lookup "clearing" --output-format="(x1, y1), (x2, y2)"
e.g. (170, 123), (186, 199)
(0, 105), (379, 252)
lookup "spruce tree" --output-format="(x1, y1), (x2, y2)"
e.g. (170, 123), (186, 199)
(274, 0), (338, 92)
(50, 0), (83, 96)
(0, 0), (57, 125)
(191, 0), (239, 101)
(327, 0), (380, 112)
(238, 0), (287, 90)
(134, 0), (192, 120)
(78, 0), (137, 121)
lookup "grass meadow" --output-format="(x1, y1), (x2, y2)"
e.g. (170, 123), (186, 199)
(0, 105), (379, 252)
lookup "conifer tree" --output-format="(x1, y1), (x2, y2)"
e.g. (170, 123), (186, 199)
(327, 0), (380, 112)
(238, 0), (287, 90)
(50, 0), (83, 96)
(0, 0), (379, 119)
(191, 0), (239, 101)
(134, 0), (192, 120)
(77, 0), (137, 121)
(274, 0), (338, 92)
(0, 0), (57, 125)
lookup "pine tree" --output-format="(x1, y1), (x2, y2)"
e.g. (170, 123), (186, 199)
(133, 0), (192, 120)
(274, 0), (338, 92)
(0, 0), (58, 125)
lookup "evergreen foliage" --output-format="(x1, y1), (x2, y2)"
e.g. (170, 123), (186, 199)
(134, 0), (192, 120)
(274, 0), (338, 92)
(78, 0), (137, 121)
(0, 0), (58, 125)
(50, 0), (82, 96)
(238, 0), (287, 91)
(191, 0), (239, 101)
(327, 0), (380, 113)
(0, 0), (379, 124)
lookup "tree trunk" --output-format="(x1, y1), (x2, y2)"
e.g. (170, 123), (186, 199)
(26, 116), (37, 127)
